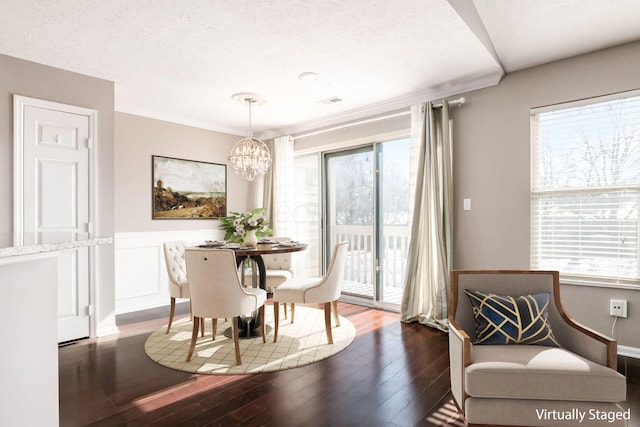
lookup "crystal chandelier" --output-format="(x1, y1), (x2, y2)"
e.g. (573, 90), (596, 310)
(228, 94), (271, 181)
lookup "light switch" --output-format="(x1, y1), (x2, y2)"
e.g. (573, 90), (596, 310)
(463, 198), (471, 211)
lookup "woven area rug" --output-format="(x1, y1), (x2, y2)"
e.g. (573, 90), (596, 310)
(144, 305), (356, 375)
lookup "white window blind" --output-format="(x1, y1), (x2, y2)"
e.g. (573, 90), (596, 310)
(531, 91), (640, 287)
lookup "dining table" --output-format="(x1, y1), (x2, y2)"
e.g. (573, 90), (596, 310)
(194, 240), (308, 338)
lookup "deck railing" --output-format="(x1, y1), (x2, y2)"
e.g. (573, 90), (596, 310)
(333, 224), (410, 294)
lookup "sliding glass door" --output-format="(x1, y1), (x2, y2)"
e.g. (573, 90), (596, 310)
(326, 147), (375, 299)
(324, 138), (411, 307)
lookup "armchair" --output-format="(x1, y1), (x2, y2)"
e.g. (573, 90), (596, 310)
(449, 270), (627, 426)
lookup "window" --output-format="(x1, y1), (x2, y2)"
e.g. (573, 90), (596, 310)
(531, 91), (640, 288)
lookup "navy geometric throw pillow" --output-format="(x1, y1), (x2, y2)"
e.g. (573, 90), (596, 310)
(464, 289), (560, 346)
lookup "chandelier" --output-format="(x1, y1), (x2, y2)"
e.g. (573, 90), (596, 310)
(228, 94), (271, 181)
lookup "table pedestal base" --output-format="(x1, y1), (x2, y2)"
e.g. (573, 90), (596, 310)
(224, 323), (272, 339)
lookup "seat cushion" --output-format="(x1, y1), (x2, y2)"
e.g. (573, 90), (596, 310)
(273, 277), (322, 303)
(168, 278), (189, 298)
(466, 345), (626, 402)
(264, 270), (293, 291)
(243, 287), (267, 307)
(244, 269), (293, 291)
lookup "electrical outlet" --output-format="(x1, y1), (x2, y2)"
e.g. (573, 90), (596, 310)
(609, 299), (628, 318)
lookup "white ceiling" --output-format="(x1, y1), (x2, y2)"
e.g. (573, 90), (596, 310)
(1, 0), (639, 137)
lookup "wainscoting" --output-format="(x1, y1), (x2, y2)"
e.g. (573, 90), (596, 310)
(114, 230), (222, 314)
(114, 231), (640, 359)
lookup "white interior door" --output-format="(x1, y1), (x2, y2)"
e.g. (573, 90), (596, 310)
(15, 96), (95, 343)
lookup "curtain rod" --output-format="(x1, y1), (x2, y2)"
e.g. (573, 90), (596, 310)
(433, 96), (466, 108)
(294, 96), (466, 140)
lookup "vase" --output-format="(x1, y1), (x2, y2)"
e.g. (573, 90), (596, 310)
(243, 229), (258, 247)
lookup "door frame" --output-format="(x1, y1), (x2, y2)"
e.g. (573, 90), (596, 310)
(322, 141), (406, 312)
(13, 94), (99, 338)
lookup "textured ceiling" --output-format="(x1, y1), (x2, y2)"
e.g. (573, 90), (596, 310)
(1, 0), (639, 137)
(474, 0), (640, 72)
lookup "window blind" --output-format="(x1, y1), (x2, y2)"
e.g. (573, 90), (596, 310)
(531, 92), (640, 287)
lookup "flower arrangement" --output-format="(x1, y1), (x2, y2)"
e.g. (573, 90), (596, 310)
(218, 207), (273, 243)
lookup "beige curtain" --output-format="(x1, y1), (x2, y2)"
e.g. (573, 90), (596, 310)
(401, 101), (453, 332)
(263, 139), (275, 223)
(263, 135), (295, 237)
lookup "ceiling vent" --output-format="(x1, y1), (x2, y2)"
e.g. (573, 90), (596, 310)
(319, 96), (343, 104)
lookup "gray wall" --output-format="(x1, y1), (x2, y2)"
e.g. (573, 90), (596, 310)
(451, 41), (640, 349)
(0, 53), (116, 335)
(4, 41), (638, 349)
(114, 112), (250, 232)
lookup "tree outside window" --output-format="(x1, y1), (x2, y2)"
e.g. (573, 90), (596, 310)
(531, 93), (640, 285)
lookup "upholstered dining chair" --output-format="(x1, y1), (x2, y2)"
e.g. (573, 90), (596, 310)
(260, 236), (295, 290)
(272, 241), (349, 345)
(184, 248), (267, 365)
(243, 236), (295, 318)
(449, 270), (627, 426)
(163, 241), (189, 334)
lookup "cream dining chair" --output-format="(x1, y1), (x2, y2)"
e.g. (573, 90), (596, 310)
(162, 241), (190, 334)
(260, 236), (296, 290)
(184, 248), (267, 365)
(243, 236), (295, 318)
(272, 241), (349, 345)
(163, 241), (223, 337)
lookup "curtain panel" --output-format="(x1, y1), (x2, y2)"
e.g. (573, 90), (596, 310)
(263, 135), (295, 238)
(401, 101), (453, 332)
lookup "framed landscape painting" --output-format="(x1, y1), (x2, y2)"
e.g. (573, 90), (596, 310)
(152, 155), (227, 219)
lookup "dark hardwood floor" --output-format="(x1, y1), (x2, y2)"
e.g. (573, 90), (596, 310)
(59, 301), (639, 427)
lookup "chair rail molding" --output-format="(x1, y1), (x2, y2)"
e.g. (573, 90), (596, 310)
(115, 229), (222, 314)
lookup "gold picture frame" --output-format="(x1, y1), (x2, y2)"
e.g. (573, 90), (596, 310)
(152, 155), (227, 219)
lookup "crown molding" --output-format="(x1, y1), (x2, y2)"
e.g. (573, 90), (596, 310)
(264, 71), (503, 139)
(117, 70), (502, 140)
(115, 103), (245, 136)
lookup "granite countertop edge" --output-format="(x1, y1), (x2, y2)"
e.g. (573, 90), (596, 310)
(0, 237), (113, 258)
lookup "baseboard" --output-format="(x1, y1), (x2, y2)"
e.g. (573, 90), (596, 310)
(619, 345), (640, 359)
(116, 294), (171, 315)
(96, 325), (120, 338)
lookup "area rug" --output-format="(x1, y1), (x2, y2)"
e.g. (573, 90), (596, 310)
(144, 305), (356, 375)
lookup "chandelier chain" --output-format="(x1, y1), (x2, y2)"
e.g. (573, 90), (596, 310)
(247, 98), (254, 137)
